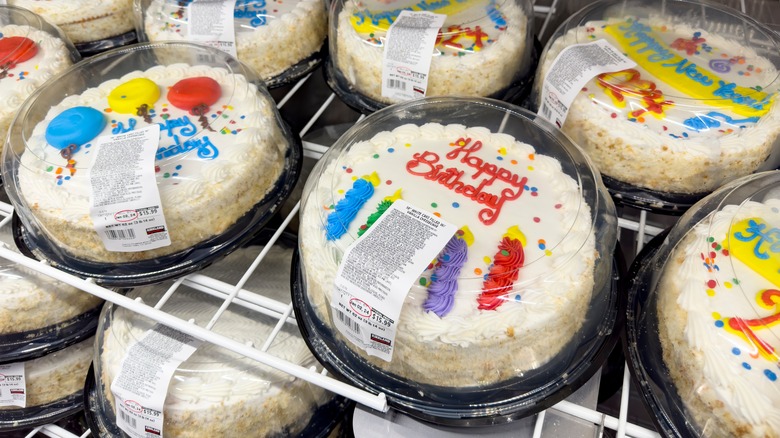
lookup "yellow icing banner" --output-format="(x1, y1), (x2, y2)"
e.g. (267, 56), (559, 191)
(350, 0), (487, 33)
(726, 217), (780, 287)
(602, 21), (772, 118)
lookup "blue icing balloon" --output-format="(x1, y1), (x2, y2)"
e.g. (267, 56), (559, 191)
(45, 107), (106, 150)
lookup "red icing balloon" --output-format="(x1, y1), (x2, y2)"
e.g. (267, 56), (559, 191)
(167, 77), (222, 114)
(0, 36), (38, 68)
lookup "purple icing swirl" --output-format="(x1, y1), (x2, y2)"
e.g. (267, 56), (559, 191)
(709, 59), (731, 73)
(424, 236), (468, 317)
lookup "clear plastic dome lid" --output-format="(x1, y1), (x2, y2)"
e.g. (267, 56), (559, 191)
(327, 0), (535, 112)
(627, 170), (780, 436)
(294, 97), (621, 423)
(135, 0), (328, 86)
(92, 244), (344, 437)
(2, 42), (302, 286)
(535, 0), (780, 206)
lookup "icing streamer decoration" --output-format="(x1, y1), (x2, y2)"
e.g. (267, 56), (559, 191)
(723, 289), (780, 362)
(0, 36), (38, 68)
(325, 172), (380, 241)
(357, 189), (402, 237)
(45, 107), (107, 150)
(108, 78), (161, 114)
(682, 111), (760, 131)
(168, 77), (222, 114)
(477, 226), (526, 310)
(424, 226), (474, 317)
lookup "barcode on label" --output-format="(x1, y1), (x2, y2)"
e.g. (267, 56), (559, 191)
(387, 79), (407, 90)
(119, 408), (137, 428)
(540, 103), (552, 120)
(105, 228), (136, 240)
(336, 309), (361, 335)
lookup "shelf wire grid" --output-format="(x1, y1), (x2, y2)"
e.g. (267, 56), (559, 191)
(10, 0), (778, 435)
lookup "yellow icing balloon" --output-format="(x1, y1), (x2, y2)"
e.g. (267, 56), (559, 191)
(384, 189), (403, 202)
(108, 78), (161, 114)
(504, 225), (527, 247)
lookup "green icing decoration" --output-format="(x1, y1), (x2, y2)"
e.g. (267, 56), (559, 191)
(357, 199), (393, 237)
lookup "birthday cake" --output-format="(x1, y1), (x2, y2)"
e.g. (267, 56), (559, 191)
(141, 0), (327, 84)
(657, 200), (780, 436)
(98, 269), (330, 437)
(299, 122), (599, 385)
(0, 24), (74, 152)
(7, 0), (135, 44)
(537, 17), (780, 195)
(334, 0), (529, 105)
(14, 63), (287, 263)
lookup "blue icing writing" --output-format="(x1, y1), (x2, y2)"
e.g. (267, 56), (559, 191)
(158, 116), (197, 138)
(712, 81), (772, 112)
(156, 135), (218, 161)
(660, 59), (714, 86)
(733, 219), (780, 260)
(112, 118), (137, 135)
(486, 1), (505, 27)
(235, 0), (267, 27)
(618, 20), (675, 63)
(682, 111), (760, 131)
(325, 178), (375, 241)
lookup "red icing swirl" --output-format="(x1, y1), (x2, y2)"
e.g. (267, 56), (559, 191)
(477, 237), (524, 311)
(0, 36), (38, 68)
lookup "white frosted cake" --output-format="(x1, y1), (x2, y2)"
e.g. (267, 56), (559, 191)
(539, 18), (780, 194)
(142, 0), (327, 83)
(99, 262), (329, 437)
(335, 0), (528, 104)
(300, 123), (597, 385)
(7, 0), (135, 44)
(0, 338), (93, 410)
(0, 24), (73, 150)
(657, 200), (780, 437)
(16, 63), (287, 263)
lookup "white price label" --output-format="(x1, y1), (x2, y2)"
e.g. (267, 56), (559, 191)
(188, 0), (238, 58)
(332, 200), (455, 361)
(0, 362), (25, 408)
(89, 125), (171, 252)
(111, 324), (201, 438)
(381, 11), (446, 102)
(538, 40), (636, 128)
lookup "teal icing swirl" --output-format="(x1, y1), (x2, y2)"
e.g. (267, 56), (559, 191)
(325, 179), (375, 241)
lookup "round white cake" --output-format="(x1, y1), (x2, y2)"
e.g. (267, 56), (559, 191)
(14, 63), (287, 263)
(0, 24), (73, 150)
(334, 0), (529, 104)
(538, 17), (780, 194)
(300, 122), (599, 385)
(657, 200), (780, 437)
(7, 0), (135, 44)
(142, 0), (327, 83)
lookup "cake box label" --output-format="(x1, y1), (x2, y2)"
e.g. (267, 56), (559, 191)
(332, 200), (456, 361)
(0, 362), (25, 408)
(538, 40), (636, 128)
(381, 11), (446, 101)
(187, 0), (239, 58)
(89, 125), (173, 252)
(111, 324), (201, 438)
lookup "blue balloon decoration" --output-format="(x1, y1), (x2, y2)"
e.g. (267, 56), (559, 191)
(45, 107), (106, 150)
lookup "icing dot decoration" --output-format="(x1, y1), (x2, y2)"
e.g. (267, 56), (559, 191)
(108, 78), (161, 114)
(707, 279), (717, 288)
(765, 370), (777, 381)
(0, 36), (38, 68)
(452, 202), (459, 208)
(732, 347), (741, 355)
(715, 320), (724, 328)
(743, 362), (752, 370)
(168, 77), (221, 114)
(45, 107), (106, 150)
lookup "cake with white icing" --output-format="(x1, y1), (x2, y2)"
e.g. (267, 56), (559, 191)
(538, 15), (780, 195)
(657, 200), (780, 436)
(0, 23), (74, 151)
(140, 0), (327, 84)
(12, 62), (288, 263)
(300, 122), (601, 385)
(7, 0), (135, 44)
(333, 0), (530, 105)
(98, 248), (330, 437)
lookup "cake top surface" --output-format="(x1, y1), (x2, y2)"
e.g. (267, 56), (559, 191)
(7, 0), (132, 21)
(344, 0), (523, 55)
(144, 0), (311, 33)
(543, 11), (780, 144)
(662, 198), (780, 429)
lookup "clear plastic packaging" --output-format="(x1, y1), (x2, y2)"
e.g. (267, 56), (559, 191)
(87, 243), (349, 437)
(7, 0), (136, 53)
(626, 170), (780, 436)
(2, 42), (302, 286)
(0, 5), (79, 160)
(533, 0), (780, 212)
(326, 0), (537, 113)
(0, 337), (94, 432)
(294, 97), (621, 423)
(134, 0), (327, 88)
